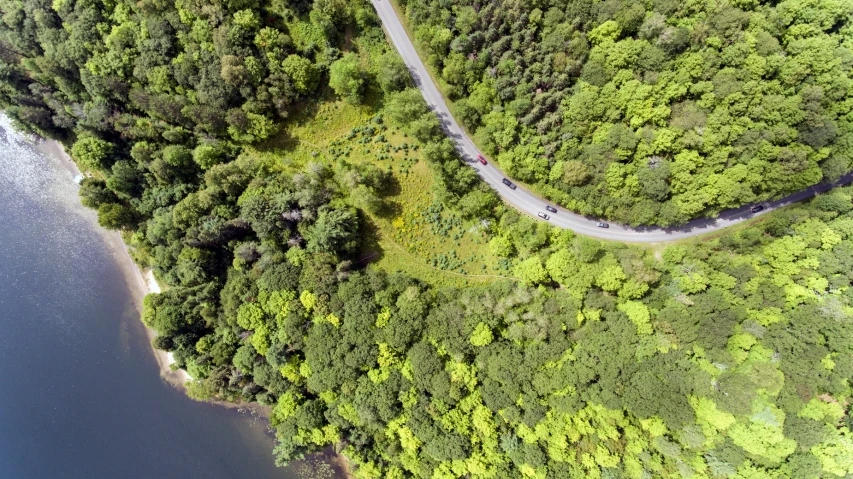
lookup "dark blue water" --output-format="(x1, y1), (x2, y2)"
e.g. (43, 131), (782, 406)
(0, 119), (301, 478)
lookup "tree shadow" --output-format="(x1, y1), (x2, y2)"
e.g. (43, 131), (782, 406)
(376, 199), (403, 219)
(252, 87), (340, 154)
(255, 128), (301, 155)
(374, 174), (404, 218)
(353, 212), (385, 269)
(362, 81), (387, 112)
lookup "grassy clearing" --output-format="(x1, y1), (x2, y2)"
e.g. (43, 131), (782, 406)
(364, 160), (517, 288)
(247, 96), (512, 287)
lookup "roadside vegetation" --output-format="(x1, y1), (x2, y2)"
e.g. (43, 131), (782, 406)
(0, 0), (852, 478)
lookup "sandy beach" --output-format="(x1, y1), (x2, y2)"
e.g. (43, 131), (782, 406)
(136, 265), (193, 386)
(32, 136), (193, 386)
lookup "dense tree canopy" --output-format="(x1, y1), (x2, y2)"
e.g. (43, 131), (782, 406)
(2, 0), (853, 478)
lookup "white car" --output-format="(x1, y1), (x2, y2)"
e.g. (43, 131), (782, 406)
(537, 212), (550, 220)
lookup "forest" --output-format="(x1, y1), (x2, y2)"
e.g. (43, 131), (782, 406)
(0, 0), (852, 478)
(400, 0), (853, 225)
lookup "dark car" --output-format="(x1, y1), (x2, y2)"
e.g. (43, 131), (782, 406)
(502, 178), (517, 190)
(596, 222), (609, 228)
(751, 205), (765, 213)
(545, 205), (557, 213)
(537, 212), (550, 220)
(477, 154), (487, 165)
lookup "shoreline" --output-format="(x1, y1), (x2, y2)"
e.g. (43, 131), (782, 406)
(32, 137), (192, 386)
(34, 135), (355, 479)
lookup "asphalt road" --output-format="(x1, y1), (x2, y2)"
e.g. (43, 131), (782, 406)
(371, 0), (853, 242)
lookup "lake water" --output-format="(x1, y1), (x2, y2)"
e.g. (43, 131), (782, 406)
(0, 117), (333, 479)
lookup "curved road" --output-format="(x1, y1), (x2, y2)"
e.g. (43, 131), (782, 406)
(371, 0), (853, 242)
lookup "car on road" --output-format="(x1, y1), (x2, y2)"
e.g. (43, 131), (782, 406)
(596, 222), (609, 228)
(501, 178), (517, 190)
(545, 205), (557, 213)
(477, 154), (487, 165)
(537, 212), (550, 220)
(751, 205), (765, 213)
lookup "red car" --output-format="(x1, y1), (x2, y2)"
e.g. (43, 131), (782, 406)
(477, 154), (487, 165)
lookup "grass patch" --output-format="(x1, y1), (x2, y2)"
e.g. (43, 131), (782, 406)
(363, 160), (517, 288)
(247, 95), (512, 287)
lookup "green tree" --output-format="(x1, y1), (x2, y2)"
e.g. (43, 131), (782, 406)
(489, 236), (515, 257)
(514, 257), (549, 285)
(281, 55), (319, 94)
(192, 143), (225, 170)
(79, 179), (119, 208)
(562, 160), (592, 186)
(329, 53), (365, 104)
(97, 203), (138, 230)
(304, 208), (358, 254)
(376, 52), (409, 93)
(71, 136), (113, 172)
